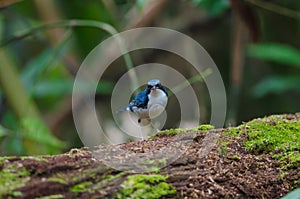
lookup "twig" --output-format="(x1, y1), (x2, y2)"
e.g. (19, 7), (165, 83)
(171, 68), (212, 95)
(33, 0), (79, 75)
(29, 29), (73, 96)
(1, 19), (138, 91)
(245, 0), (300, 20)
(1, 19), (140, 134)
(125, 0), (169, 29)
(0, 0), (23, 8)
(1, 20), (118, 46)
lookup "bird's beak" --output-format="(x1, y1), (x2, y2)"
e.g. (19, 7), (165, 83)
(151, 87), (157, 90)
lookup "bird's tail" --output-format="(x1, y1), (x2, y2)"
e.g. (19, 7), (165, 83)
(115, 106), (130, 114)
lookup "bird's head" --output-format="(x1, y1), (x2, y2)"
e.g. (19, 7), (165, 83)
(147, 79), (168, 96)
(147, 79), (161, 91)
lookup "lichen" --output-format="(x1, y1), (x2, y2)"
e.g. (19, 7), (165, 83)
(116, 174), (176, 199)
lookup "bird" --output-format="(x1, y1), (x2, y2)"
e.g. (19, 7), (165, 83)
(125, 79), (168, 126)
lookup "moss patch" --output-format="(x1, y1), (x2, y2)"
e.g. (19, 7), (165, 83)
(68, 171), (127, 194)
(0, 163), (30, 197)
(227, 154), (240, 161)
(222, 127), (240, 138)
(224, 115), (300, 168)
(217, 140), (230, 156)
(116, 174), (176, 199)
(0, 156), (8, 165)
(21, 156), (47, 162)
(48, 174), (68, 185)
(70, 181), (93, 192)
(153, 124), (214, 138)
(39, 194), (65, 199)
(189, 124), (214, 131)
(156, 128), (185, 136)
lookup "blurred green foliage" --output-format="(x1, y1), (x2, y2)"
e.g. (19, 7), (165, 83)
(0, 125), (8, 146)
(191, 0), (230, 16)
(251, 75), (300, 97)
(0, 20), (116, 155)
(21, 117), (64, 154)
(248, 43), (300, 68)
(0, 0), (299, 156)
(136, 0), (151, 10)
(247, 43), (300, 97)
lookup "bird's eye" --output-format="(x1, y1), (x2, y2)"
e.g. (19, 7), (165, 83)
(156, 84), (160, 87)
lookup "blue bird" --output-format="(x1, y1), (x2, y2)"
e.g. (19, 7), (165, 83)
(125, 79), (168, 125)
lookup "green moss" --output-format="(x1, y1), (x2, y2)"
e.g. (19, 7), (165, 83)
(273, 151), (300, 168)
(222, 127), (240, 138)
(0, 163), (30, 197)
(216, 148), (226, 156)
(11, 191), (22, 197)
(219, 141), (230, 148)
(221, 115), (300, 168)
(239, 116), (300, 168)
(69, 171), (128, 194)
(48, 175), (68, 185)
(159, 128), (185, 136)
(227, 154), (240, 160)
(149, 166), (160, 173)
(104, 171), (128, 181)
(0, 156), (8, 165)
(144, 158), (167, 172)
(217, 141), (230, 156)
(38, 194), (64, 199)
(279, 171), (288, 180)
(116, 174), (176, 199)
(152, 124), (214, 139)
(191, 124), (214, 131)
(70, 181), (93, 192)
(68, 167), (108, 182)
(21, 156), (47, 162)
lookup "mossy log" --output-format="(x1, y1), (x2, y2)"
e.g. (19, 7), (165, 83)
(1, 113), (299, 199)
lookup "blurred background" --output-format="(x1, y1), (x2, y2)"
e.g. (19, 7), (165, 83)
(0, 0), (299, 155)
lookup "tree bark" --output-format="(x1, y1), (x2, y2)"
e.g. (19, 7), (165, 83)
(1, 113), (299, 199)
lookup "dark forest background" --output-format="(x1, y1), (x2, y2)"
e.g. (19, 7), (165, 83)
(0, 0), (299, 155)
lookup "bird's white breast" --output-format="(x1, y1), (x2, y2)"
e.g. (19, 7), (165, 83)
(148, 89), (168, 108)
(147, 89), (168, 119)
(131, 89), (168, 121)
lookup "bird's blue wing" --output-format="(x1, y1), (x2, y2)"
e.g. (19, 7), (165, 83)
(127, 89), (149, 111)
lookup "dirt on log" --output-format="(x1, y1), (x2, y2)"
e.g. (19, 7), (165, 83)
(0, 113), (299, 199)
